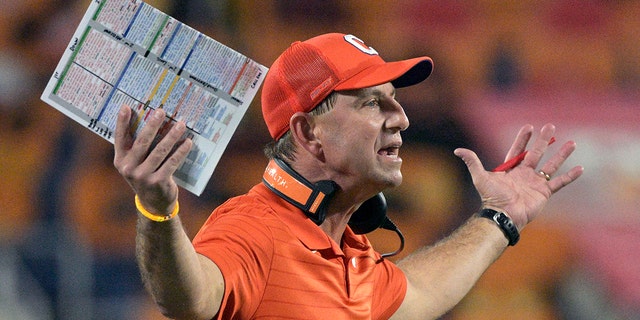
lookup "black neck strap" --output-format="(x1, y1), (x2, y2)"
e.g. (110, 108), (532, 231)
(262, 158), (337, 225)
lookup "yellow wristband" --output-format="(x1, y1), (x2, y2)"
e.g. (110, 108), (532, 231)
(135, 195), (179, 222)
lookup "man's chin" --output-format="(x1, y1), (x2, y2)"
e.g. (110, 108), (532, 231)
(382, 173), (403, 190)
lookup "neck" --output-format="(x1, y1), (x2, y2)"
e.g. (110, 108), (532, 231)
(317, 194), (363, 245)
(319, 215), (348, 246)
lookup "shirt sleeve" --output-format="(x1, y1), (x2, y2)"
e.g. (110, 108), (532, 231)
(192, 198), (275, 319)
(371, 257), (407, 319)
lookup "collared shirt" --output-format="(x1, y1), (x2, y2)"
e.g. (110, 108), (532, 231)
(193, 183), (407, 319)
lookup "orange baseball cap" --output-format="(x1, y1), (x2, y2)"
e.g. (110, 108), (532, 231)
(261, 33), (433, 140)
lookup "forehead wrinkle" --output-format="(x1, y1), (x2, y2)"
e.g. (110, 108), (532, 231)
(342, 84), (396, 101)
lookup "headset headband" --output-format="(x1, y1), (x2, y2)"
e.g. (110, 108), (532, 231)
(262, 158), (337, 225)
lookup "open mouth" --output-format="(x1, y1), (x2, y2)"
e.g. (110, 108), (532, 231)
(378, 146), (400, 158)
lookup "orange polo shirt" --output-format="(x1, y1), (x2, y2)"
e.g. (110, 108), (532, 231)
(192, 183), (407, 319)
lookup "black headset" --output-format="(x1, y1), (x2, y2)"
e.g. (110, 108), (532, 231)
(262, 157), (404, 257)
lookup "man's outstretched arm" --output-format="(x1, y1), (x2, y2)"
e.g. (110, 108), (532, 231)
(392, 124), (584, 319)
(113, 106), (224, 319)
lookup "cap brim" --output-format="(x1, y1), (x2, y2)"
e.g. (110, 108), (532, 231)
(334, 57), (433, 91)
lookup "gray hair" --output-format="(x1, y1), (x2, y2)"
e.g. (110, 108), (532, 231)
(263, 91), (338, 162)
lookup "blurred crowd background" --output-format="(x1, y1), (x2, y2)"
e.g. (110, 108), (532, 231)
(1, 0), (639, 319)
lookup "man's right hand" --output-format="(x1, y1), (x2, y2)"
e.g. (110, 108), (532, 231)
(113, 105), (192, 215)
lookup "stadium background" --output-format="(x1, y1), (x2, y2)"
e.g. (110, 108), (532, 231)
(1, 0), (639, 319)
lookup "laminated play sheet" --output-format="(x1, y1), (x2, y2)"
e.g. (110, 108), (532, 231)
(41, 0), (268, 195)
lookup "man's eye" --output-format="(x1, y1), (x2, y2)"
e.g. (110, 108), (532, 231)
(364, 99), (380, 108)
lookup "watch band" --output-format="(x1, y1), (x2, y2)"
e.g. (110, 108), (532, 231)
(478, 208), (520, 246)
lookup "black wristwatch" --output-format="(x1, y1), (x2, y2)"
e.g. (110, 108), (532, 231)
(478, 208), (520, 246)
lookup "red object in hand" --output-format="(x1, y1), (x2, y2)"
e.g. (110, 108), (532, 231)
(492, 137), (556, 172)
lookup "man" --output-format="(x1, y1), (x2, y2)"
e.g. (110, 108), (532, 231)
(114, 33), (583, 319)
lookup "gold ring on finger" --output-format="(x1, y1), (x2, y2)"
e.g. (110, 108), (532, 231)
(538, 170), (551, 181)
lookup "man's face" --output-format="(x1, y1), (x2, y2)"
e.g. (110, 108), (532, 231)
(313, 82), (409, 195)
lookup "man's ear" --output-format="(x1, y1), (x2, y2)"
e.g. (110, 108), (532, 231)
(290, 112), (323, 157)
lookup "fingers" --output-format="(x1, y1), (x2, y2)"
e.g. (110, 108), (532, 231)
(538, 140), (576, 177)
(548, 165), (584, 193)
(131, 108), (167, 165)
(522, 123), (556, 168)
(454, 148), (486, 180)
(144, 120), (181, 167)
(114, 105), (133, 164)
(537, 139), (583, 193)
(122, 108), (189, 168)
(503, 124), (533, 161)
(159, 140), (193, 190)
(152, 122), (193, 177)
(113, 105), (192, 185)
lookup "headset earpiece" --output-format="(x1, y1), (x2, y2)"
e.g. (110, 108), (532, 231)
(348, 193), (388, 234)
(348, 193), (404, 258)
